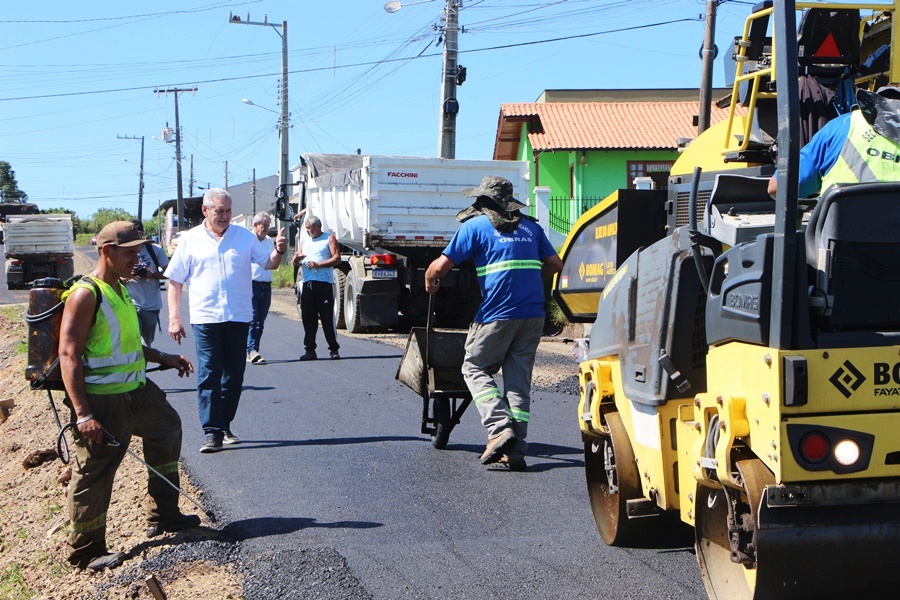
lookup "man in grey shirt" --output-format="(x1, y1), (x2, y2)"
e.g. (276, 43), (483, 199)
(124, 219), (169, 347)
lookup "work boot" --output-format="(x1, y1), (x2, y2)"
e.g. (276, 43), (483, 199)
(330, 350), (341, 360)
(146, 513), (201, 538)
(480, 428), (516, 465)
(487, 455), (528, 472)
(83, 551), (126, 571)
(299, 351), (317, 361)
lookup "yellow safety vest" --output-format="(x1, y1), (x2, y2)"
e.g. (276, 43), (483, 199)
(821, 110), (900, 192)
(63, 278), (146, 394)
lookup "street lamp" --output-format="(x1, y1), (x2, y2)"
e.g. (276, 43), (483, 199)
(386, 0), (461, 159)
(384, 0), (436, 13)
(242, 98), (278, 114)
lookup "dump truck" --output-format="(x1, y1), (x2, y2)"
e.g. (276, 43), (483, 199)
(554, 2), (900, 597)
(4, 214), (75, 289)
(283, 154), (530, 332)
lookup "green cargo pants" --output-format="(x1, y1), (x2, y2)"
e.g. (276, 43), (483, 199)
(462, 317), (544, 461)
(67, 378), (183, 567)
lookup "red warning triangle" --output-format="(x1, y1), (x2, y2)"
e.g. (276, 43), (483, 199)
(815, 33), (841, 58)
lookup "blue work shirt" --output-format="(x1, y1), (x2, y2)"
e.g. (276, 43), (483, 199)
(443, 215), (556, 324)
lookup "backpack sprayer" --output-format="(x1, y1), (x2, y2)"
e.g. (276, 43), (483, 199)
(25, 277), (216, 524)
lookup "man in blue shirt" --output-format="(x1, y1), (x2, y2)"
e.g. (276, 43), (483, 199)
(767, 85), (900, 198)
(426, 176), (562, 471)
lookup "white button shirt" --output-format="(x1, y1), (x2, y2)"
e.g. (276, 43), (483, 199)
(165, 223), (272, 324)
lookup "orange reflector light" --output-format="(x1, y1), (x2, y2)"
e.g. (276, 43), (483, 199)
(800, 432), (830, 463)
(371, 253), (397, 266)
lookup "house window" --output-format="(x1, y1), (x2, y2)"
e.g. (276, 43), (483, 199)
(627, 161), (675, 189)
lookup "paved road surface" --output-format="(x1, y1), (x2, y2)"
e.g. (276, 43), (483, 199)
(147, 292), (706, 599)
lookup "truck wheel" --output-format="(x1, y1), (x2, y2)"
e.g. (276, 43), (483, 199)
(344, 274), (366, 333)
(585, 410), (645, 546)
(333, 269), (346, 330)
(431, 397), (451, 449)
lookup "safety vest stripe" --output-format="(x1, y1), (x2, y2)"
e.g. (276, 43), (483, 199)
(510, 408), (530, 422)
(836, 142), (877, 184)
(83, 350), (143, 369)
(473, 388), (501, 405)
(71, 512), (106, 533)
(476, 259), (542, 277)
(84, 369), (143, 386)
(148, 461), (179, 478)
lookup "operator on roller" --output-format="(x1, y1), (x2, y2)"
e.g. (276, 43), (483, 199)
(59, 221), (196, 571)
(768, 85), (900, 197)
(425, 176), (562, 471)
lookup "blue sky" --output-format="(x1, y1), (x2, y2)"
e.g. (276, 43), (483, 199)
(1, 0), (760, 220)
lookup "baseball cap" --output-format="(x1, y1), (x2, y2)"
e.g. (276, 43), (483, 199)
(96, 221), (149, 249)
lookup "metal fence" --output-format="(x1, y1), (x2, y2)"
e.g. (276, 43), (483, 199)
(548, 196), (604, 234)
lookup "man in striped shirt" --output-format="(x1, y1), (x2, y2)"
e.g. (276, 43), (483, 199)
(425, 176), (562, 471)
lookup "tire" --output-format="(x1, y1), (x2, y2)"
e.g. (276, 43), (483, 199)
(584, 411), (646, 546)
(344, 274), (365, 333)
(431, 397), (451, 449)
(333, 269), (346, 330)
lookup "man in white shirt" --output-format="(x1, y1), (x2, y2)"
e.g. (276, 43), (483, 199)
(123, 219), (168, 347)
(165, 188), (287, 454)
(247, 212), (274, 365)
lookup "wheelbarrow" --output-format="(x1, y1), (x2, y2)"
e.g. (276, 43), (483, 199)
(396, 299), (472, 449)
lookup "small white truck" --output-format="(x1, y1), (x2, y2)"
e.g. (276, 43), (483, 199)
(4, 214), (75, 289)
(283, 154), (530, 332)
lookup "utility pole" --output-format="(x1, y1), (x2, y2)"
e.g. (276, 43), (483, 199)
(117, 134), (145, 221)
(438, 0), (461, 159)
(189, 154), (195, 198)
(698, 0), (719, 134)
(154, 87), (197, 232)
(252, 168), (257, 215)
(229, 13), (290, 214)
(224, 161), (229, 189)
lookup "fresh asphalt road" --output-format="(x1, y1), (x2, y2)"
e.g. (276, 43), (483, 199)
(148, 296), (707, 600)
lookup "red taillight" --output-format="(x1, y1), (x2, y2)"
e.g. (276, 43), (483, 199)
(371, 253), (397, 266)
(11, 260), (21, 266)
(800, 432), (830, 463)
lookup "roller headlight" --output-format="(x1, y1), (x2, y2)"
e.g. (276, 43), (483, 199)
(833, 439), (861, 467)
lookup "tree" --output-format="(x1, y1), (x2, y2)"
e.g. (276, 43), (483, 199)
(89, 207), (136, 232)
(0, 161), (28, 201)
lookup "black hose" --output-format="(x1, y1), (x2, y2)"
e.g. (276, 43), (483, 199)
(24, 301), (64, 324)
(688, 166), (711, 295)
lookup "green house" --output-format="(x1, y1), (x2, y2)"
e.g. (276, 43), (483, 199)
(492, 89), (734, 237)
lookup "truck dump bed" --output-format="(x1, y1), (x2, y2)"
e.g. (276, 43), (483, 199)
(4, 215), (75, 258)
(304, 155), (529, 249)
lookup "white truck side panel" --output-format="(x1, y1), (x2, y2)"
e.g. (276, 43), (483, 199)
(307, 157), (529, 247)
(4, 215), (75, 257)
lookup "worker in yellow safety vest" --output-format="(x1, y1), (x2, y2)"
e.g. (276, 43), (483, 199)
(59, 221), (195, 571)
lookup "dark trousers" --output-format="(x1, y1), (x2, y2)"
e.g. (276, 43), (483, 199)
(247, 281), (272, 353)
(192, 321), (250, 437)
(67, 380), (182, 566)
(301, 280), (339, 353)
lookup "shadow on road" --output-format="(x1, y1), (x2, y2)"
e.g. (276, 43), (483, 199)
(217, 435), (425, 450)
(261, 354), (404, 364)
(437, 441), (584, 471)
(221, 516), (383, 541)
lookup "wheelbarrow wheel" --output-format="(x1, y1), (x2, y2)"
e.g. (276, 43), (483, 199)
(431, 397), (451, 449)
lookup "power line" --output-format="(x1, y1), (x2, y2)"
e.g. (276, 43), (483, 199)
(0, 17), (701, 103)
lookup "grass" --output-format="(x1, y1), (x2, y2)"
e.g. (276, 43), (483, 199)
(74, 233), (95, 246)
(15, 341), (27, 355)
(0, 563), (32, 600)
(1, 306), (22, 321)
(272, 262), (295, 289)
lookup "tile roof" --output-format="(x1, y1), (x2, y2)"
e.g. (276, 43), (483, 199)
(494, 101), (739, 159)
